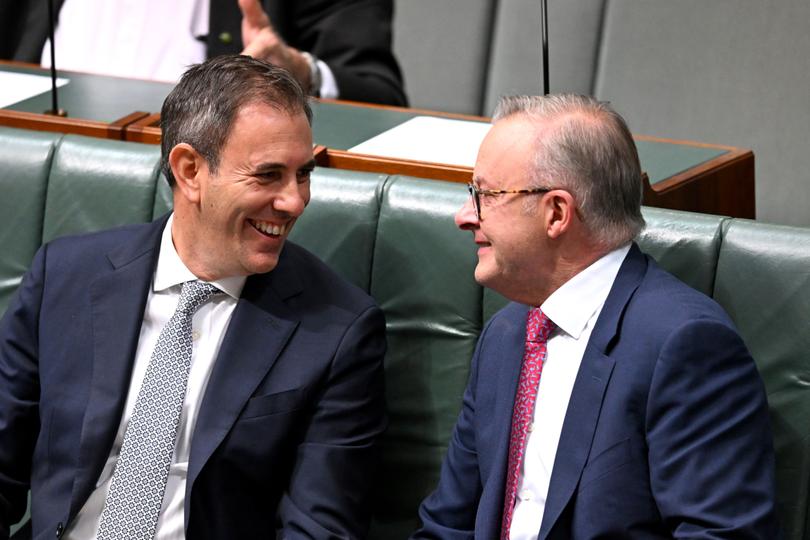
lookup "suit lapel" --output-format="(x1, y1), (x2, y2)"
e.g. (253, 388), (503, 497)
(538, 244), (648, 539)
(186, 247), (304, 500)
(537, 347), (615, 539)
(477, 305), (530, 538)
(491, 305), (530, 482)
(69, 218), (166, 518)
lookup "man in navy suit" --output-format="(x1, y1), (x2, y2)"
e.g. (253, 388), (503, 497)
(0, 55), (386, 539)
(413, 94), (779, 539)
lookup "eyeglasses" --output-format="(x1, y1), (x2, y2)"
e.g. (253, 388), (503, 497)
(466, 182), (552, 220)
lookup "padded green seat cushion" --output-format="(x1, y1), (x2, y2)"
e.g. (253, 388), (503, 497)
(152, 174), (174, 218)
(713, 219), (810, 539)
(288, 168), (387, 291)
(41, 135), (162, 243)
(367, 176), (481, 538)
(638, 207), (727, 296)
(0, 127), (63, 314)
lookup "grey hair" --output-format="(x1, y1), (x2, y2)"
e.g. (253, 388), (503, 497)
(160, 54), (312, 187)
(493, 94), (645, 249)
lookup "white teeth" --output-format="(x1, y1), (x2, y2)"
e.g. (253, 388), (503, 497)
(252, 220), (286, 236)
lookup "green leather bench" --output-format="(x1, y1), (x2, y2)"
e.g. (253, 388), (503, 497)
(2, 126), (809, 539)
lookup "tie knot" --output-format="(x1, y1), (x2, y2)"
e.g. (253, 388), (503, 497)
(176, 280), (220, 315)
(525, 307), (554, 343)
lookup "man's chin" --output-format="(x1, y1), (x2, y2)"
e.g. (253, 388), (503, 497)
(474, 265), (496, 289)
(475, 263), (517, 299)
(243, 252), (282, 275)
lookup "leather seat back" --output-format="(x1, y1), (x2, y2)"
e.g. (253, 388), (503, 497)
(713, 219), (810, 539)
(0, 128), (61, 312)
(41, 135), (162, 243)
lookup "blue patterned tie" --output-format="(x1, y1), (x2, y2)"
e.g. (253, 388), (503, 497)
(96, 280), (219, 540)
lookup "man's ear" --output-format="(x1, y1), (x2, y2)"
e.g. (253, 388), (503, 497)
(168, 143), (205, 204)
(546, 190), (577, 240)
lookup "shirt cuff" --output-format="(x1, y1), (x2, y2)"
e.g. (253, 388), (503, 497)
(317, 59), (339, 100)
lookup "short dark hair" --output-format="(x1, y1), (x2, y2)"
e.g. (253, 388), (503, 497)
(493, 94), (645, 249)
(160, 54), (312, 187)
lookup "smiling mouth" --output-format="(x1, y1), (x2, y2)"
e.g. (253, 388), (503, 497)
(249, 219), (289, 238)
(475, 239), (491, 248)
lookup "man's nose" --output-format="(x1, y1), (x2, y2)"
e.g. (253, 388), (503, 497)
(455, 197), (479, 230)
(273, 179), (309, 217)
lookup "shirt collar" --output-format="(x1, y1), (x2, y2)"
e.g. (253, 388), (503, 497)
(541, 244), (631, 340)
(153, 214), (246, 300)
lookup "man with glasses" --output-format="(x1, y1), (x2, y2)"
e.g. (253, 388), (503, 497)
(413, 94), (778, 539)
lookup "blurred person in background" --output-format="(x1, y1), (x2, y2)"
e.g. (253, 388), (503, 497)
(0, 0), (407, 105)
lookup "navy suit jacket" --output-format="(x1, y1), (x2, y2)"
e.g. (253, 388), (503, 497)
(414, 244), (779, 539)
(0, 216), (387, 540)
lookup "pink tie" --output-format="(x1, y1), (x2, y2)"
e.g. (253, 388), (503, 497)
(501, 307), (555, 540)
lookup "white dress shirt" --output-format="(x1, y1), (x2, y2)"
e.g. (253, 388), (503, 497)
(509, 244), (631, 540)
(41, 0), (339, 97)
(42, 0), (210, 83)
(64, 215), (245, 540)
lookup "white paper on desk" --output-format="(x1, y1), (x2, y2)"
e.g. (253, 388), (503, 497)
(0, 71), (69, 109)
(349, 116), (491, 167)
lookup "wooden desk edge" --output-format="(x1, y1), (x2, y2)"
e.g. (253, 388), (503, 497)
(150, 109), (755, 218)
(125, 114), (162, 144)
(121, 110), (752, 184)
(318, 149), (473, 183)
(0, 108), (110, 139)
(0, 81), (754, 218)
(0, 108), (153, 141)
(642, 149), (755, 218)
(650, 147), (752, 194)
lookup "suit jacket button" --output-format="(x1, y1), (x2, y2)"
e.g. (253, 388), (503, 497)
(55, 522), (64, 538)
(219, 32), (233, 44)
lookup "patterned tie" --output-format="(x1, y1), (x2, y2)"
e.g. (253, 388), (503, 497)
(96, 280), (219, 540)
(500, 307), (555, 540)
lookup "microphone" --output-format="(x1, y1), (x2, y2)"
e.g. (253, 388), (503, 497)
(44, 0), (67, 117)
(540, 0), (549, 95)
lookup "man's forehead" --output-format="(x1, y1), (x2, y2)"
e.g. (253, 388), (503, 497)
(223, 103), (313, 165)
(235, 100), (309, 123)
(485, 117), (540, 153)
(474, 119), (536, 187)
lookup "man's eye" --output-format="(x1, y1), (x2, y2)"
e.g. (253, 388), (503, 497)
(256, 171), (281, 183)
(297, 169), (313, 184)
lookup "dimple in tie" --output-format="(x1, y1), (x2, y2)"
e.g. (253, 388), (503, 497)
(500, 307), (555, 540)
(96, 280), (219, 540)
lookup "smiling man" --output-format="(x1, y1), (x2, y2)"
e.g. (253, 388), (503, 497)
(412, 94), (779, 539)
(0, 55), (386, 540)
